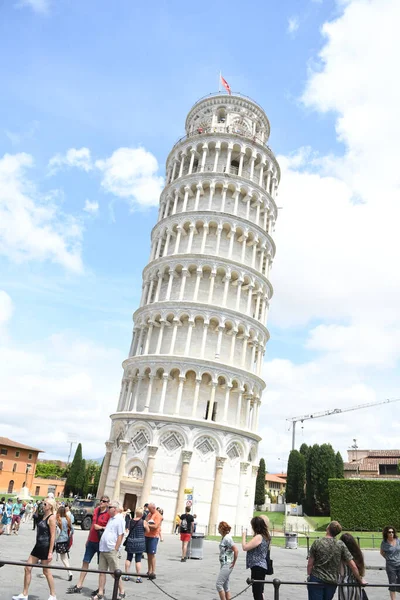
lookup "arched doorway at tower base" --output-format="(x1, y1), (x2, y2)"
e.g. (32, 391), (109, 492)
(124, 493), (137, 513)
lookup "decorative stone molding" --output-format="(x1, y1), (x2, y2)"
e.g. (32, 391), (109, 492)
(181, 450), (193, 464)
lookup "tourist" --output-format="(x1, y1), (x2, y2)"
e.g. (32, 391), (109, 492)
(33, 500), (44, 531)
(242, 516), (270, 600)
(145, 502), (163, 578)
(67, 495), (110, 595)
(55, 506), (73, 581)
(216, 521), (238, 600)
(307, 521), (365, 600)
(12, 497), (57, 600)
(179, 506), (194, 562)
(92, 500), (125, 600)
(193, 513), (197, 533)
(2, 498), (13, 535)
(339, 533), (366, 600)
(124, 506), (149, 583)
(124, 508), (131, 532)
(11, 496), (23, 534)
(143, 503), (150, 518)
(380, 525), (400, 600)
(23, 500), (34, 523)
(174, 513), (181, 534)
(157, 507), (164, 542)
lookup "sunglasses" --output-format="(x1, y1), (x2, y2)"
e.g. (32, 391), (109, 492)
(100, 499), (109, 502)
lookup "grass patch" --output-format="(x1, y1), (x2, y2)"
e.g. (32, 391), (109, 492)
(304, 515), (331, 531)
(254, 511), (285, 529)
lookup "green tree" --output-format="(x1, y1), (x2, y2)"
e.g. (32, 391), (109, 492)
(286, 450), (306, 504)
(314, 444), (336, 514)
(35, 462), (65, 479)
(305, 444), (319, 515)
(335, 451), (344, 478)
(93, 458), (103, 497)
(85, 460), (101, 496)
(65, 443), (83, 497)
(300, 443), (309, 459)
(254, 458), (266, 506)
(75, 458), (86, 496)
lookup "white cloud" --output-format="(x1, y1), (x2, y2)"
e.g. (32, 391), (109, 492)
(15, 0), (50, 13)
(84, 199), (99, 214)
(5, 121), (39, 146)
(95, 147), (164, 208)
(0, 152), (83, 272)
(0, 291), (13, 327)
(49, 145), (163, 209)
(48, 147), (93, 174)
(262, 0), (400, 469)
(287, 16), (300, 34)
(0, 318), (125, 459)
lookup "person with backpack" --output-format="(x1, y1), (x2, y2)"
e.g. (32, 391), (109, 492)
(179, 506), (194, 562)
(55, 506), (74, 581)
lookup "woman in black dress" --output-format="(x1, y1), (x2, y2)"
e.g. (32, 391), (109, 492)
(12, 497), (57, 600)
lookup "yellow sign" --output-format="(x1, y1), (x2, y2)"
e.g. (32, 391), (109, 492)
(184, 488), (193, 494)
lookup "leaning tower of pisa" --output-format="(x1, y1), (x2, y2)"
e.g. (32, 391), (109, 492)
(98, 92), (280, 533)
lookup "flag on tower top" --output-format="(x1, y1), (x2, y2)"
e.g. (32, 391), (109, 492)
(220, 74), (231, 95)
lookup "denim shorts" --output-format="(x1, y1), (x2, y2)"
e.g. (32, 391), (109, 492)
(145, 537), (159, 555)
(83, 540), (99, 563)
(387, 564), (400, 592)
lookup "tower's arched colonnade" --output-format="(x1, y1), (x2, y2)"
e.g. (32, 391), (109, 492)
(99, 93), (280, 534)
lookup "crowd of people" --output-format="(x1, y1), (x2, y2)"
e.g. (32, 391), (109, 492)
(1, 493), (398, 600)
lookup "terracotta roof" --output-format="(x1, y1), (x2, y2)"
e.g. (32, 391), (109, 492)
(0, 437), (43, 453)
(352, 450), (400, 458)
(265, 474), (286, 483)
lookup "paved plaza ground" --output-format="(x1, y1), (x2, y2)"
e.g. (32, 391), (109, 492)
(0, 522), (389, 600)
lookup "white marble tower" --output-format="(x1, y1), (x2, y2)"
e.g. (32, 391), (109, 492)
(99, 92), (280, 534)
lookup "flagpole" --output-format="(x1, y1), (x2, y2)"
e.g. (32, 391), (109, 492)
(218, 71), (221, 92)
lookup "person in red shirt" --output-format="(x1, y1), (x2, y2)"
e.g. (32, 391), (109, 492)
(67, 496), (111, 594)
(145, 503), (163, 579)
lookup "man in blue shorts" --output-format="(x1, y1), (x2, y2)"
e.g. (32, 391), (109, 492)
(145, 503), (162, 579)
(67, 496), (110, 594)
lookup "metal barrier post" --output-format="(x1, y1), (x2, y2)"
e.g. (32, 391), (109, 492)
(306, 536), (310, 558)
(111, 569), (122, 600)
(272, 578), (281, 600)
(357, 537), (360, 547)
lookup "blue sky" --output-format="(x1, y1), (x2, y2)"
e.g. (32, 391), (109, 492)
(1, 0), (399, 471)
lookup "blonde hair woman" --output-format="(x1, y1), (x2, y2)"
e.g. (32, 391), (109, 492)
(124, 507), (150, 583)
(13, 497), (57, 600)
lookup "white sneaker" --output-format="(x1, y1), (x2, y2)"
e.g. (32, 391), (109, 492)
(48, 596), (57, 600)
(12, 595), (28, 600)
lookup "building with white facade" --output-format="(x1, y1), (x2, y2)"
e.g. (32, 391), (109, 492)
(98, 92), (280, 533)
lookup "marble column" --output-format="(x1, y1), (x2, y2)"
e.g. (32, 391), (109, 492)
(208, 456), (226, 536)
(113, 440), (130, 501)
(173, 450), (193, 532)
(235, 461), (250, 533)
(96, 440), (114, 500)
(140, 445), (159, 504)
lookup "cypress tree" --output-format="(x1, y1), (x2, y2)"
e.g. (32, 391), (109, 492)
(314, 444), (336, 515)
(305, 444), (319, 515)
(254, 458), (266, 506)
(286, 450), (306, 504)
(335, 451), (344, 478)
(65, 443), (83, 497)
(76, 458), (86, 497)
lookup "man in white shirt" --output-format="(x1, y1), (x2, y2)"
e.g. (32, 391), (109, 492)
(93, 501), (125, 600)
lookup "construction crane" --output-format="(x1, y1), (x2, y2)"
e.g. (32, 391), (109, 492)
(287, 398), (400, 450)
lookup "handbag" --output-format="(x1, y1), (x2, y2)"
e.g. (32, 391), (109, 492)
(266, 549), (274, 575)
